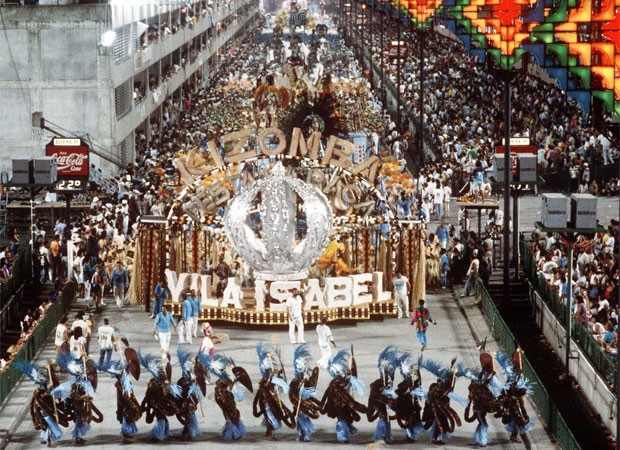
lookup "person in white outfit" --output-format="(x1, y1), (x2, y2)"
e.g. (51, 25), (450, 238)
(286, 288), (305, 344)
(392, 272), (411, 319)
(316, 316), (336, 368)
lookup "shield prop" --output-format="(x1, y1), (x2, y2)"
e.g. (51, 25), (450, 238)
(124, 348), (140, 380)
(232, 366), (253, 393)
(86, 359), (98, 391)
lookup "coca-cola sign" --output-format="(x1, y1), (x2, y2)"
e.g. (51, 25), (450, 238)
(45, 138), (90, 177)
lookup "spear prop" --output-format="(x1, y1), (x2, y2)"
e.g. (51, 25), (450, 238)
(46, 363), (60, 424)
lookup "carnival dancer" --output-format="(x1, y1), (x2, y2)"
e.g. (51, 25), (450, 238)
(15, 360), (68, 448)
(411, 299), (437, 351)
(420, 357), (465, 445)
(253, 343), (295, 440)
(367, 346), (399, 444)
(214, 257), (232, 299)
(495, 348), (535, 443)
(198, 322), (219, 359)
(198, 351), (252, 440)
(53, 351), (103, 445)
(139, 352), (181, 441)
(289, 344), (321, 441)
(97, 346), (142, 442)
(320, 348), (367, 444)
(463, 345), (503, 447)
(175, 348), (202, 440)
(393, 352), (425, 442)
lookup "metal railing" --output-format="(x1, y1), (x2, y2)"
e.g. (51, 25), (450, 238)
(521, 241), (618, 385)
(478, 280), (581, 450)
(0, 245), (31, 309)
(0, 282), (75, 405)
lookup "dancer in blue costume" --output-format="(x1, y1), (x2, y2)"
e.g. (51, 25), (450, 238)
(495, 348), (535, 444)
(367, 346), (399, 444)
(52, 351), (103, 445)
(138, 352), (181, 441)
(319, 347), (367, 444)
(15, 360), (68, 448)
(175, 348), (202, 440)
(253, 343), (295, 440)
(420, 357), (467, 445)
(289, 344), (321, 441)
(97, 347), (142, 442)
(393, 352), (425, 442)
(197, 351), (252, 440)
(462, 344), (504, 447)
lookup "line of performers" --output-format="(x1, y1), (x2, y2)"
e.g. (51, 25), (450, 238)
(17, 341), (534, 447)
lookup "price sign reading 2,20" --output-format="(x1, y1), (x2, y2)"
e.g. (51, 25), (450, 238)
(54, 178), (87, 193)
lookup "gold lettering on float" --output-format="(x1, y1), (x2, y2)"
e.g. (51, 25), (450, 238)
(258, 127), (287, 156)
(288, 129), (322, 159)
(221, 129), (256, 163)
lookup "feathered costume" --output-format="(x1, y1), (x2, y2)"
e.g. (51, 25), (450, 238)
(139, 352), (181, 441)
(461, 350), (503, 447)
(319, 348), (367, 443)
(197, 351), (252, 440)
(51, 352), (103, 444)
(367, 346), (399, 444)
(289, 344), (321, 441)
(175, 348), (202, 439)
(419, 357), (464, 444)
(15, 361), (68, 447)
(495, 349), (535, 443)
(392, 352), (425, 442)
(97, 356), (142, 440)
(253, 343), (295, 440)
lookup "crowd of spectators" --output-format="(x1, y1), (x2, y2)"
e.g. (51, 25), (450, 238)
(530, 221), (619, 355)
(359, 12), (618, 196)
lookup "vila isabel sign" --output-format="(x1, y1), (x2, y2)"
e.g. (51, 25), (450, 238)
(45, 138), (90, 177)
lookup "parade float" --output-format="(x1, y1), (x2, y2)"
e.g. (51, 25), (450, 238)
(131, 22), (425, 325)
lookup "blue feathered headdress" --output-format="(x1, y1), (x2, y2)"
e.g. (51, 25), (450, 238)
(199, 352), (232, 381)
(397, 352), (414, 382)
(96, 359), (123, 378)
(293, 344), (314, 380)
(377, 346), (398, 381)
(256, 343), (279, 379)
(177, 347), (195, 379)
(495, 351), (516, 381)
(327, 349), (351, 379)
(56, 351), (84, 378)
(14, 360), (48, 388)
(456, 362), (481, 383)
(138, 350), (164, 382)
(419, 356), (454, 382)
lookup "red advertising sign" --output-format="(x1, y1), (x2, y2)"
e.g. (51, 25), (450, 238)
(45, 138), (90, 177)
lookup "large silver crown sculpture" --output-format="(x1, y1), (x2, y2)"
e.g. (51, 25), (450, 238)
(223, 162), (333, 281)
